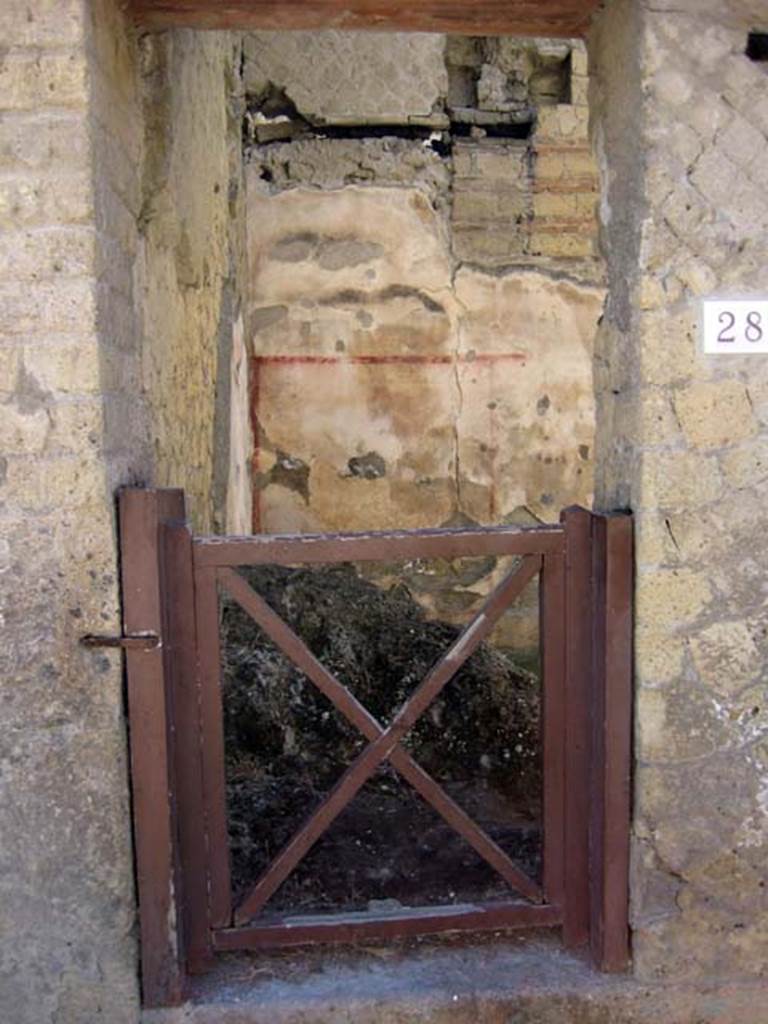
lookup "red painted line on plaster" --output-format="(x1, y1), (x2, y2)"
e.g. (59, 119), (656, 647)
(251, 354), (451, 366)
(249, 351), (528, 527)
(330, 353), (453, 365)
(250, 355), (262, 534)
(253, 354), (344, 366)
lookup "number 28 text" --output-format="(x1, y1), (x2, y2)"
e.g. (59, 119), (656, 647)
(703, 300), (768, 354)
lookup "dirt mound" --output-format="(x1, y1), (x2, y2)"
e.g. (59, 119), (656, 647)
(221, 563), (541, 912)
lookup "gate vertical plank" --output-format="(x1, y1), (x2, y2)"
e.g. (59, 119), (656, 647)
(160, 520), (214, 974)
(119, 488), (185, 1007)
(193, 565), (233, 927)
(540, 547), (566, 909)
(561, 507), (592, 947)
(590, 513), (633, 971)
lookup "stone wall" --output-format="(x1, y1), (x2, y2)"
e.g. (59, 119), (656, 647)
(0, 2), (145, 1021)
(243, 30), (448, 125)
(244, 31), (604, 574)
(591, 0), (768, 984)
(136, 29), (245, 533)
(0, 2), (241, 1021)
(6, 3), (768, 1017)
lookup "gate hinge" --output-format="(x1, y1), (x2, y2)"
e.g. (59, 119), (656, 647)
(80, 632), (161, 651)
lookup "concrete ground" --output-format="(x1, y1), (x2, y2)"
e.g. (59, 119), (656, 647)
(142, 931), (768, 1023)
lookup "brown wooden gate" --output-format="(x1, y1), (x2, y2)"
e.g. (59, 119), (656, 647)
(109, 488), (632, 1007)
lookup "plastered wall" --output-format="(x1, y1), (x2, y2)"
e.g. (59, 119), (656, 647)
(244, 33), (605, 557)
(241, 33), (604, 648)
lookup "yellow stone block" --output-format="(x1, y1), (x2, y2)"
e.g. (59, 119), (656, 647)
(535, 105), (590, 143)
(0, 173), (93, 230)
(4, 454), (107, 513)
(0, 345), (20, 393)
(529, 231), (596, 259)
(635, 625), (687, 685)
(720, 440), (768, 490)
(0, 0), (84, 48)
(0, 51), (88, 112)
(533, 190), (597, 219)
(636, 687), (669, 760)
(635, 568), (712, 629)
(636, 388), (683, 445)
(0, 400), (50, 454)
(689, 621), (760, 697)
(46, 399), (104, 455)
(0, 227), (96, 281)
(639, 450), (723, 509)
(571, 74), (590, 107)
(640, 310), (698, 385)
(22, 339), (102, 394)
(633, 511), (680, 566)
(673, 380), (756, 449)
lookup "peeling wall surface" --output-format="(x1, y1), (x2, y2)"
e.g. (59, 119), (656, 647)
(244, 30), (449, 125)
(244, 31), (605, 568)
(226, 313), (253, 533)
(591, 0), (768, 985)
(247, 184), (601, 532)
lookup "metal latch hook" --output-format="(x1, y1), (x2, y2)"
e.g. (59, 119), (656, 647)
(80, 632), (161, 651)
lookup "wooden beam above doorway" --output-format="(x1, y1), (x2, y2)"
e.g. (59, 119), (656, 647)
(128, 0), (601, 37)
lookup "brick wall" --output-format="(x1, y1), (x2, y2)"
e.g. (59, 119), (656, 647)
(532, 46), (598, 261)
(451, 42), (601, 271)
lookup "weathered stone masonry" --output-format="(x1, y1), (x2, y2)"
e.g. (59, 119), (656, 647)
(0, 2), (242, 1022)
(3, 2), (768, 1022)
(591, 0), (768, 983)
(0, 4), (143, 1021)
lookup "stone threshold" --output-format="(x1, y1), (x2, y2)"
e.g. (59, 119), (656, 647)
(142, 930), (767, 1024)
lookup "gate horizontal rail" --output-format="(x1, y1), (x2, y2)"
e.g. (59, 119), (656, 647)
(213, 900), (563, 951)
(192, 522), (565, 566)
(112, 489), (633, 1007)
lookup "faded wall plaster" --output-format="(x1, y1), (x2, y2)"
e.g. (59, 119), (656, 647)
(243, 34), (604, 643)
(245, 181), (602, 636)
(244, 34), (604, 543)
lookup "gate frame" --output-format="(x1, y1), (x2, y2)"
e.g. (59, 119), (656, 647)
(116, 487), (632, 1007)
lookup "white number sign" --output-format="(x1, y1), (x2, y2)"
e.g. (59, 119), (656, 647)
(703, 299), (768, 354)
